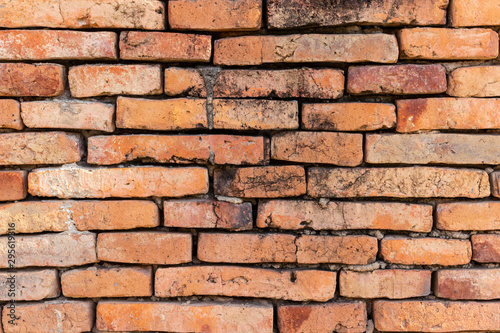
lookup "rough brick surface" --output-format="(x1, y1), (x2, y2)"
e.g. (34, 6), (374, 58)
(0, 63), (64, 97)
(435, 269), (500, 300)
(437, 202), (500, 231)
(0, 171), (27, 202)
(451, 0), (500, 27)
(0, 270), (59, 301)
(448, 66), (500, 97)
(0, 100), (23, 130)
(472, 234), (500, 263)
(164, 68), (206, 97)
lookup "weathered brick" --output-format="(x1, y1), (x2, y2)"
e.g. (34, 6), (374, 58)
(436, 269), (500, 300)
(448, 66), (500, 97)
(0, 171), (27, 202)
(302, 103), (396, 131)
(0, 100), (23, 130)
(214, 68), (344, 99)
(340, 270), (431, 299)
(155, 266), (336, 301)
(271, 131), (363, 166)
(62, 266), (152, 298)
(0, 201), (69, 234)
(0, 63), (64, 97)
(88, 134), (266, 165)
(257, 200), (432, 232)
(28, 166), (208, 198)
(214, 34), (398, 65)
(21, 101), (114, 132)
(381, 237), (471, 265)
(0, 270), (59, 301)
(116, 97), (207, 131)
(97, 232), (191, 265)
(437, 202), (500, 231)
(451, 0), (500, 27)
(374, 300), (500, 332)
(96, 301), (273, 333)
(308, 167), (490, 198)
(278, 302), (367, 333)
(120, 31), (211, 62)
(163, 199), (252, 230)
(399, 28), (499, 60)
(164, 68), (206, 97)
(0, 0), (165, 29)
(0, 233), (97, 268)
(213, 99), (298, 130)
(68, 65), (162, 98)
(472, 234), (500, 263)
(214, 166), (306, 198)
(169, 0), (262, 31)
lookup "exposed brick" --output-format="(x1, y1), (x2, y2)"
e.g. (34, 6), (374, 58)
(278, 302), (367, 333)
(214, 34), (398, 65)
(97, 232), (192, 265)
(120, 31), (211, 62)
(0, 171), (27, 202)
(163, 199), (252, 230)
(448, 66), (500, 97)
(0, 63), (64, 97)
(257, 200), (433, 232)
(0, 270), (59, 301)
(435, 269), (500, 300)
(271, 131), (363, 166)
(28, 166), (208, 198)
(437, 202), (500, 231)
(214, 166), (306, 198)
(213, 99), (298, 130)
(213, 68), (344, 99)
(0, 100), (23, 130)
(399, 28), (499, 60)
(62, 266), (152, 298)
(308, 167), (490, 198)
(68, 65), (162, 98)
(96, 301), (273, 333)
(21, 101), (114, 132)
(472, 234), (500, 263)
(451, 0), (500, 27)
(164, 68), (206, 97)
(340, 270), (431, 299)
(381, 237), (471, 265)
(302, 103), (396, 131)
(169, 0), (262, 31)
(116, 97), (207, 131)
(155, 266), (336, 301)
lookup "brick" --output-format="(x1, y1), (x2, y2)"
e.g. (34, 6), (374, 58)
(0, 233), (96, 268)
(163, 199), (252, 230)
(436, 269), (500, 300)
(399, 28), (499, 60)
(214, 166), (306, 198)
(198, 233), (297, 263)
(302, 103), (396, 131)
(97, 232), (191, 265)
(165, 68), (206, 97)
(340, 270), (431, 299)
(116, 97), (207, 131)
(0, 171), (27, 202)
(96, 301), (273, 333)
(347, 64), (446, 95)
(451, 0), (500, 27)
(62, 266), (152, 298)
(278, 302), (367, 333)
(0, 63), (64, 97)
(0, 100), (23, 130)
(271, 131), (362, 166)
(88, 134), (266, 165)
(0, 270), (59, 301)
(0, 0), (165, 29)
(374, 300), (500, 332)
(257, 200), (433, 232)
(213, 99), (298, 130)
(21, 101), (114, 132)
(213, 68), (344, 99)
(68, 65), (162, 98)
(448, 66), (500, 97)
(214, 34), (398, 65)
(308, 167), (490, 198)
(472, 234), (500, 263)
(437, 202), (500, 231)
(268, 0), (447, 29)
(28, 166), (208, 198)
(381, 237), (471, 265)
(2, 300), (94, 333)
(155, 266), (336, 301)
(169, 0), (261, 31)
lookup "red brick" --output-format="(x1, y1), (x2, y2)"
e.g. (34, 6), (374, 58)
(435, 269), (500, 300)
(164, 68), (206, 97)
(451, 0), (500, 27)
(155, 266), (336, 301)
(437, 202), (500, 231)
(472, 234), (500, 263)
(163, 199), (252, 230)
(0, 201), (68, 234)
(0, 171), (27, 202)
(447, 66), (500, 97)
(97, 232), (191, 265)
(0, 100), (23, 130)
(120, 31), (211, 62)
(0, 63), (64, 97)
(0, 270), (59, 301)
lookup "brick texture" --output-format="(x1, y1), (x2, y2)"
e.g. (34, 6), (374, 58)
(0, 100), (22, 130)
(0, 63), (64, 97)
(0, 171), (27, 202)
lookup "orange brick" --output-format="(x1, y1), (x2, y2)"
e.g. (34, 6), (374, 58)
(214, 166), (306, 198)
(436, 269), (500, 300)
(381, 237), (471, 265)
(163, 199), (252, 230)
(97, 232), (191, 265)
(302, 103), (396, 131)
(0, 201), (69, 234)
(0, 63), (64, 97)
(28, 166), (208, 198)
(0, 171), (27, 202)
(437, 202), (500, 231)
(214, 34), (398, 65)
(0, 100), (23, 130)
(62, 266), (152, 298)
(68, 65), (162, 98)
(491, 172), (500, 198)
(169, 0), (262, 31)
(0, 270), (59, 301)
(164, 68), (206, 97)
(155, 266), (336, 301)
(448, 66), (500, 97)
(472, 234), (500, 263)
(399, 28), (499, 60)
(451, 0), (500, 27)
(116, 97), (207, 131)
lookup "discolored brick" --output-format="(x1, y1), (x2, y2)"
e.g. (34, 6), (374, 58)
(436, 269), (500, 300)
(451, 0), (500, 27)
(437, 201), (500, 231)
(164, 68), (206, 97)
(0, 100), (23, 130)
(448, 66), (500, 97)
(0, 270), (59, 301)
(0, 63), (64, 97)
(0, 171), (27, 202)
(472, 234), (500, 263)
